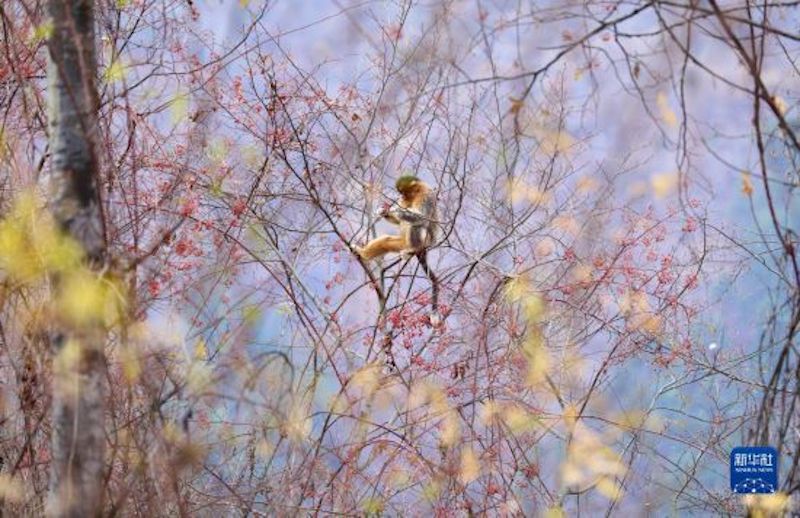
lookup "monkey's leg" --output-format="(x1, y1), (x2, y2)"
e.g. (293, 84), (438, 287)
(357, 235), (407, 260)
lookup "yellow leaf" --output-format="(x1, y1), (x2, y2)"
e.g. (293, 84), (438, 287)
(772, 95), (788, 116)
(508, 179), (550, 205)
(459, 447), (480, 484)
(362, 497), (383, 515)
(422, 479), (441, 502)
(408, 382), (431, 411)
(525, 344), (549, 386)
(241, 144), (265, 169)
(242, 305), (261, 326)
(119, 345), (141, 383)
(30, 21), (54, 43)
(616, 410), (647, 430)
(642, 314), (663, 335)
(206, 138), (228, 164)
(535, 239), (555, 257)
(0, 475), (24, 502)
(479, 400), (498, 425)
(350, 363), (381, 396)
(561, 461), (583, 486)
(388, 467), (410, 487)
(57, 270), (123, 326)
(502, 405), (535, 435)
(56, 338), (82, 371)
(544, 507), (566, 518)
(553, 215), (580, 235)
(656, 92), (678, 127)
(523, 294), (546, 322)
(440, 411), (460, 447)
(535, 127), (574, 155)
(170, 93), (189, 124)
(283, 403), (312, 442)
(255, 438), (273, 459)
(576, 176), (598, 193)
(586, 450), (626, 477)
(328, 393), (347, 414)
(527, 185), (550, 204)
(507, 178), (527, 204)
(595, 476), (623, 501)
(208, 179), (224, 198)
(373, 385), (395, 410)
(54, 338), (83, 398)
(0, 191), (83, 282)
(504, 276), (529, 302)
(621, 291), (650, 314)
(163, 421), (182, 443)
(651, 171), (678, 198)
(186, 363), (212, 393)
(193, 339), (207, 361)
(571, 263), (593, 283)
(104, 60), (126, 83)
(743, 492), (789, 514)
(563, 404), (579, 427)
(628, 308), (662, 335)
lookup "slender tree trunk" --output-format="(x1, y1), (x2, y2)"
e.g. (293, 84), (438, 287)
(45, 0), (106, 515)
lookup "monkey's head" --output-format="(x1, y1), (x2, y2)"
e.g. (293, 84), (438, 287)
(395, 175), (427, 199)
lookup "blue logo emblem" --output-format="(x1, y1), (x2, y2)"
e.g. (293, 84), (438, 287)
(730, 446), (778, 494)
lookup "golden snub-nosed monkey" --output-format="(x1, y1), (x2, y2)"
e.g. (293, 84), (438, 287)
(356, 175), (437, 261)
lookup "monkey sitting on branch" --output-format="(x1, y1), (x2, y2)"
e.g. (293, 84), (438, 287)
(356, 175), (437, 261)
(355, 175), (440, 319)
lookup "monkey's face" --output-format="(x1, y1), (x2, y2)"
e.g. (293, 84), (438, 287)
(398, 180), (431, 203)
(397, 181), (420, 199)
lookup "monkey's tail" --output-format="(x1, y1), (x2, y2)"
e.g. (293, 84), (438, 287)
(416, 251), (440, 324)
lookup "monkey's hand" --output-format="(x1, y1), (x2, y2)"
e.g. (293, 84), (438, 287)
(376, 201), (392, 218)
(378, 204), (402, 225)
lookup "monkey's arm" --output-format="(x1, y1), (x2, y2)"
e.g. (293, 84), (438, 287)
(392, 191), (437, 224)
(381, 211), (402, 225)
(388, 207), (426, 224)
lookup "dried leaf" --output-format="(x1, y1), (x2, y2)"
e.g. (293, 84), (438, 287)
(509, 96), (524, 115)
(741, 172), (754, 197)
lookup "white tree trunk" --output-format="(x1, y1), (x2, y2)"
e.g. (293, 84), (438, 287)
(45, 0), (106, 515)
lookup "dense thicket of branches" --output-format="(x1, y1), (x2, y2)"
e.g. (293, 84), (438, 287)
(0, 0), (798, 515)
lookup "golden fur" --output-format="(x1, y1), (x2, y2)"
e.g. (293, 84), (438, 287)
(357, 180), (436, 261)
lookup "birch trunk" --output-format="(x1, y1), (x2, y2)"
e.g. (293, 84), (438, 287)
(45, 0), (106, 515)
